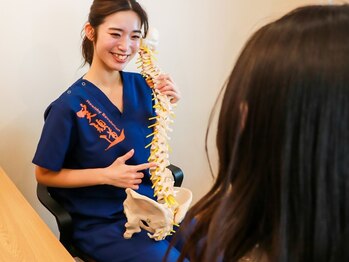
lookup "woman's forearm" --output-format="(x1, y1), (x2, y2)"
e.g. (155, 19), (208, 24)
(35, 165), (105, 188)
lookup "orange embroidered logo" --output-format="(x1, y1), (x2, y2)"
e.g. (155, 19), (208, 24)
(76, 101), (125, 150)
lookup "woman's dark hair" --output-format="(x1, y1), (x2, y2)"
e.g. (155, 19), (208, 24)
(174, 4), (349, 262)
(82, 0), (149, 66)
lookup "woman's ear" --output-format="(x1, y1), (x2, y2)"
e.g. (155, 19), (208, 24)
(84, 22), (95, 41)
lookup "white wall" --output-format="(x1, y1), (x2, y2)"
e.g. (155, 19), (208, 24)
(0, 0), (330, 236)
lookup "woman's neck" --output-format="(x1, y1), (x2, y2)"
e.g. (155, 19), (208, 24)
(84, 55), (123, 88)
(83, 63), (124, 112)
(84, 67), (122, 90)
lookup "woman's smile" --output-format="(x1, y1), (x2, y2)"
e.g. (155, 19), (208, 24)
(111, 52), (130, 63)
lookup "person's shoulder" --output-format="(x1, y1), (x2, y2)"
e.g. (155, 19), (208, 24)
(122, 71), (145, 80)
(44, 78), (86, 117)
(122, 71), (152, 94)
(54, 78), (87, 103)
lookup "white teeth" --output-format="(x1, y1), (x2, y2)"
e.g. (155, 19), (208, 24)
(115, 54), (127, 60)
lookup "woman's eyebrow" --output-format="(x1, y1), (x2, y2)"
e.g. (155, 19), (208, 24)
(108, 27), (123, 32)
(108, 27), (142, 34)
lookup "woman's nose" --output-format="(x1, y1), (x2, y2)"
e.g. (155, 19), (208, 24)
(118, 37), (129, 52)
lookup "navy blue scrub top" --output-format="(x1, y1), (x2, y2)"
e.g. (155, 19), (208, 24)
(33, 71), (156, 227)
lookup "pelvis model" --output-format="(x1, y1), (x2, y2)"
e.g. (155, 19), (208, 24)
(123, 28), (193, 241)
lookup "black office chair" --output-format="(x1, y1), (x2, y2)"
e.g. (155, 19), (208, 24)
(36, 164), (184, 261)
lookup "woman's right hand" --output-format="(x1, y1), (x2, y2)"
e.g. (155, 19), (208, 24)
(105, 149), (156, 190)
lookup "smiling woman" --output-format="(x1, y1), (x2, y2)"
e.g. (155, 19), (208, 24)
(84, 10), (142, 74)
(32, 0), (183, 262)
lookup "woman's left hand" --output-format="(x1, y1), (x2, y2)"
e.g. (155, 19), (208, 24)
(154, 74), (181, 103)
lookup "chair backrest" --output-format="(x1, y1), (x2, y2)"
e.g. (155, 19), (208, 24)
(36, 183), (79, 256)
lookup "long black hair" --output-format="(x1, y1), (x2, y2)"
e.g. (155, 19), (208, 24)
(175, 4), (349, 262)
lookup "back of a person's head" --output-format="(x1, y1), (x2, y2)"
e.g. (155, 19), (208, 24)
(176, 4), (349, 262)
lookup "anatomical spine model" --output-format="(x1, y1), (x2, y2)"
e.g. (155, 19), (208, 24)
(123, 28), (192, 241)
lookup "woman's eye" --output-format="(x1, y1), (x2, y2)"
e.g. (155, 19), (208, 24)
(111, 33), (121, 38)
(132, 35), (141, 40)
